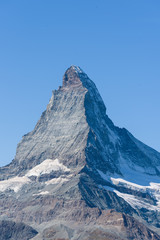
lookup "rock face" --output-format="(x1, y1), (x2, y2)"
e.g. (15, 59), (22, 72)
(0, 220), (38, 240)
(1, 65), (160, 239)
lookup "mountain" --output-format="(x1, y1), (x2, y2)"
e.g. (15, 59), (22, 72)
(1, 65), (160, 239)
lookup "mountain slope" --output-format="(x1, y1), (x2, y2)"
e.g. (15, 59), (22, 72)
(0, 65), (160, 239)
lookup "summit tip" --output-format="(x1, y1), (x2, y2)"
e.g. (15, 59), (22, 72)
(62, 65), (85, 87)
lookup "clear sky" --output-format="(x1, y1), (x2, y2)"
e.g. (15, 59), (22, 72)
(0, 0), (160, 167)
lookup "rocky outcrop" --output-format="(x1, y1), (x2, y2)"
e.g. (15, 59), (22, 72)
(33, 209), (160, 240)
(0, 220), (38, 240)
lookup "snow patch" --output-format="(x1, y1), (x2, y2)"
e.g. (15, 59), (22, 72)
(33, 191), (49, 196)
(111, 177), (160, 210)
(98, 167), (160, 212)
(118, 152), (160, 186)
(46, 177), (68, 185)
(110, 177), (145, 191)
(26, 159), (70, 177)
(46, 174), (73, 185)
(0, 159), (70, 193)
(114, 190), (159, 211)
(39, 191), (49, 195)
(0, 176), (30, 193)
(99, 182), (160, 211)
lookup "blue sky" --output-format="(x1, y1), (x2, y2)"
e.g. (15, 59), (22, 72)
(0, 0), (160, 166)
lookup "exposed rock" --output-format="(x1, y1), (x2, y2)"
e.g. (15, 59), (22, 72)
(0, 220), (38, 240)
(1, 66), (160, 239)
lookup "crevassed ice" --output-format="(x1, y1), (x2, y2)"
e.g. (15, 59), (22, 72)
(0, 159), (70, 193)
(114, 190), (160, 211)
(26, 158), (70, 177)
(0, 176), (30, 193)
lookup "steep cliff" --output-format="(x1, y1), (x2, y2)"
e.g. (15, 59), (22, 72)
(1, 66), (160, 239)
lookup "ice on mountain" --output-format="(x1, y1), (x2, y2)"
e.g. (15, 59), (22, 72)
(26, 159), (70, 177)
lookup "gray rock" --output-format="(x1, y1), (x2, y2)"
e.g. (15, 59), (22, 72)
(1, 65), (160, 239)
(0, 220), (38, 240)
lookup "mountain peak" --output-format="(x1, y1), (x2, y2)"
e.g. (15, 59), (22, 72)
(67, 65), (84, 74)
(70, 65), (84, 73)
(1, 66), (160, 239)
(62, 65), (86, 88)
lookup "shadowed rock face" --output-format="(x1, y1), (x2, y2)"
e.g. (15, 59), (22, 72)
(0, 220), (38, 240)
(1, 66), (160, 239)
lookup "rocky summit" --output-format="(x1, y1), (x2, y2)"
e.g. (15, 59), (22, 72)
(1, 65), (160, 240)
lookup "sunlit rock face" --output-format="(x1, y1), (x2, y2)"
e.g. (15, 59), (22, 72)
(1, 66), (160, 239)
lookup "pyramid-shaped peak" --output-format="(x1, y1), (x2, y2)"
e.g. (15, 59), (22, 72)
(67, 65), (84, 74)
(62, 65), (87, 87)
(62, 65), (106, 112)
(1, 66), (160, 239)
